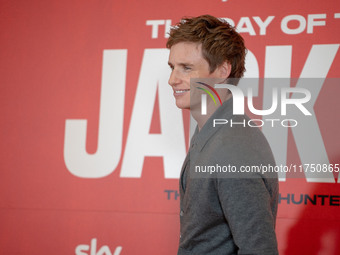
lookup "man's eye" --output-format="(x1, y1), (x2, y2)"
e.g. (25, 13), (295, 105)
(184, 66), (191, 71)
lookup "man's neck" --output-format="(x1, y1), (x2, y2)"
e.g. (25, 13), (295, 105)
(191, 93), (232, 131)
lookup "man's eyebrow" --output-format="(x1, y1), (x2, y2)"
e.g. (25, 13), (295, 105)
(179, 63), (194, 67)
(168, 62), (194, 67)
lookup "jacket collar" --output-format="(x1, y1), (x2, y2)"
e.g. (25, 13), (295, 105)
(190, 97), (234, 152)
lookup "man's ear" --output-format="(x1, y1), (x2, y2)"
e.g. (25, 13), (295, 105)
(218, 61), (232, 79)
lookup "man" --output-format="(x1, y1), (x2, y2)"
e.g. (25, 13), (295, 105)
(167, 15), (279, 254)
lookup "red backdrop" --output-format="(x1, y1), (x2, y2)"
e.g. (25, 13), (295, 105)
(1, 0), (339, 254)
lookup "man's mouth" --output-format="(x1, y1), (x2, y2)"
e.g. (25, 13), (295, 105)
(174, 89), (190, 95)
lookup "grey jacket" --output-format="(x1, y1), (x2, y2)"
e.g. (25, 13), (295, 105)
(178, 98), (279, 255)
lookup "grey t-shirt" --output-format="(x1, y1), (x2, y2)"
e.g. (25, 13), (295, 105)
(178, 97), (279, 255)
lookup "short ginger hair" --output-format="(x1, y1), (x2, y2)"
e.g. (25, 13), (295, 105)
(166, 15), (247, 80)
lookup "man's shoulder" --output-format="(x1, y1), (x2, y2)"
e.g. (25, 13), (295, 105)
(204, 115), (276, 172)
(211, 114), (271, 151)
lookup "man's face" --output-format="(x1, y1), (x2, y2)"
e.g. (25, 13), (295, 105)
(168, 42), (219, 109)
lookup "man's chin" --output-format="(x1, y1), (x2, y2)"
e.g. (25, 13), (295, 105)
(175, 102), (190, 110)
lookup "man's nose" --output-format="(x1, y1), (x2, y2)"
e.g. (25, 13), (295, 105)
(168, 69), (181, 86)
